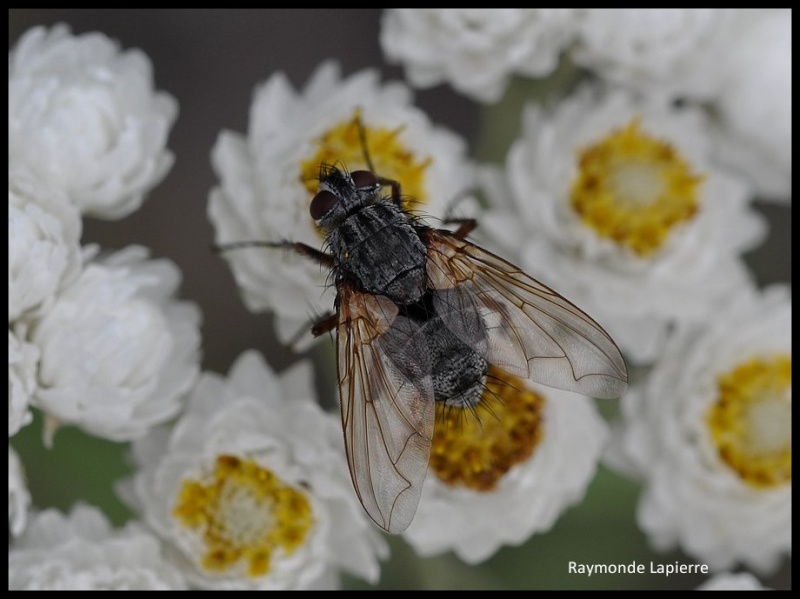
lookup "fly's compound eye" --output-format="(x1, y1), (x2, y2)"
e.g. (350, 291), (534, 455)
(351, 170), (378, 189)
(310, 190), (338, 221)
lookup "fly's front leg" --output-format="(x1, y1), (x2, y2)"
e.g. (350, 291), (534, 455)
(214, 240), (334, 268)
(378, 175), (403, 209)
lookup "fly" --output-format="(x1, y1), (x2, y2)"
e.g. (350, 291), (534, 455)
(216, 122), (628, 534)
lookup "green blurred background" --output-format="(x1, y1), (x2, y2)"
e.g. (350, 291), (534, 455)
(9, 9), (791, 590)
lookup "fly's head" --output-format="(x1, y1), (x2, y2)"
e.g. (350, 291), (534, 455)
(310, 165), (381, 232)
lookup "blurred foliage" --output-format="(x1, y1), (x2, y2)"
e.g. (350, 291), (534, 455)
(11, 411), (134, 528)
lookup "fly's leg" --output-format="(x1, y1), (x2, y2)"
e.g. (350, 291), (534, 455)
(277, 310), (337, 351)
(214, 240), (339, 347)
(378, 175), (403, 209)
(441, 218), (477, 239)
(310, 312), (338, 337)
(214, 240), (334, 268)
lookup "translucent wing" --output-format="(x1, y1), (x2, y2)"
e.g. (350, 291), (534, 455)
(337, 282), (434, 533)
(423, 229), (628, 399)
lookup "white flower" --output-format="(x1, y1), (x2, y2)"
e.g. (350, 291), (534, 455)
(380, 9), (575, 103)
(403, 369), (608, 564)
(30, 246), (201, 442)
(8, 504), (187, 590)
(697, 572), (768, 590)
(709, 9), (791, 202)
(8, 24), (178, 219)
(9, 445), (31, 537)
(482, 86), (766, 364)
(606, 286), (791, 575)
(118, 351), (387, 590)
(572, 9), (735, 100)
(9, 326), (38, 437)
(572, 10), (791, 203)
(208, 60), (474, 345)
(9, 164), (82, 322)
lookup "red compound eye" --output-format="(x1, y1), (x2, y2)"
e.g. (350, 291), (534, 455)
(351, 170), (378, 189)
(310, 190), (337, 221)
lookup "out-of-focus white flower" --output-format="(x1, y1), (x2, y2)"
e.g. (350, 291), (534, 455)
(606, 286), (791, 575)
(709, 9), (791, 202)
(380, 9), (575, 103)
(8, 504), (187, 590)
(697, 572), (768, 590)
(8, 24), (178, 219)
(208, 60), (474, 345)
(404, 367), (607, 563)
(572, 9), (734, 100)
(118, 351), (387, 590)
(9, 445), (31, 537)
(30, 246), (201, 442)
(572, 9), (791, 202)
(9, 326), (38, 437)
(305, 568), (342, 590)
(9, 164), (82, 322)
(482, 86), (766, 365)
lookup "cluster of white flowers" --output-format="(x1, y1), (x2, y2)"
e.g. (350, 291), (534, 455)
(8, 25), (201, 444)
(381, 9), (576, 104)
(118, 351), (388, 589)
(207, 10), (789, 589)
(481, 86), (766, 364)
(9, 504), (189, 590)
(386, 8), (789, 587)
(382, 9), (791, 204)
(606, 286), (791, 575)
(10, 9), (790, 590)
(9, 24), (178, 219)
(439, 9), (788, 586)
(9, 25), (388, 590)
(8, 24), (200, 588)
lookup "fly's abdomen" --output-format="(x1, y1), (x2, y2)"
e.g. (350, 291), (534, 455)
(333, 203), (427, 304)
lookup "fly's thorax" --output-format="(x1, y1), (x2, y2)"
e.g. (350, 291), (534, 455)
(330, 202), (427, 305)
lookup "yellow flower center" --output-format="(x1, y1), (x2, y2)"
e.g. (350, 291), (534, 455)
(299, 110), (431, 236)
(570, 117), (704, 257)
(707, 355), (792, 489)
(173, 455), (314, 578)
(429, 367), (545, 491)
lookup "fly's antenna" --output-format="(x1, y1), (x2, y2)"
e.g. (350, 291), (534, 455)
(351, 108), (403, 205)
(353, 108), (377, 174)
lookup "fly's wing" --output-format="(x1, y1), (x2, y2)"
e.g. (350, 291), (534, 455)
(337, 282), (434, 533)
(424, 229), (628, 399)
